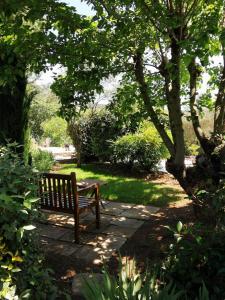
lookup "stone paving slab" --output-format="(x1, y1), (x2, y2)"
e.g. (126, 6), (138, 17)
(102, 224), (138, 238)
(101, 201), (133, 216)
(119, 205), (160, 220)
(93, 235), (127, 261)
(42, 210), (93, 228)
(110, 216), (144, 229)
(38, 201), (158, 264)
(40, 237), (81, 256)
(74, 245), (102, 265)
(37, 223), (70, 240)
(103, 201), (135, 211)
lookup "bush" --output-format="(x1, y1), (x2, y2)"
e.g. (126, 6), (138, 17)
(163, 222), (225, 299)
(32, 149), (55, 172)
(0, 143), (57, 299)
(68, 110), (127, 163)
(112, 122), (168, 171)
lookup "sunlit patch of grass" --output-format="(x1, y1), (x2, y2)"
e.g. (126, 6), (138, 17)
(57, 163), (184, 207)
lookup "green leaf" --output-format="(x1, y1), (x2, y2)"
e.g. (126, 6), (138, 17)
(176, 221), (183, 233)
(23, 225), (36, 231)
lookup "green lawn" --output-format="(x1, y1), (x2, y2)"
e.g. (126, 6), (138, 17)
(57, 163), (184, 207)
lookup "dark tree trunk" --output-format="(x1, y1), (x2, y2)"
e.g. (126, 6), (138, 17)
(0, 79), (28, 148)
(133, 52), (175, 157)
(0, 56), (28, 152)
(214, 55), (225, 135)
(68, 121), (82, 167)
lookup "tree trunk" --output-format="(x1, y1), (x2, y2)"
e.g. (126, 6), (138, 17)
(0, 68), (27, 152)
(168, 37), (185, 169)
(133, 52), (175, 157)
(68, 121), (82, 167)
(214, 55), (225, 135)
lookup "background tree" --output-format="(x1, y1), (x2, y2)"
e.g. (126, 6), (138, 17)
(29, 86), (60, 142)
(41, 116), (71, 147)
(52, 0), (225, 203)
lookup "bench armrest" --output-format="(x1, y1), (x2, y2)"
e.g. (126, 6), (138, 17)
(77, 183), (99, 193)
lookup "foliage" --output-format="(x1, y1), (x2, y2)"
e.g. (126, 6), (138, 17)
(41, 116), (71, 147)
(164, 222), (225, 299)
(29, 86), (60, 142)
(185, 143), (200, 156)
(83, 256), (210, 300)
(194, 182), (225, 227)
(0, 143), (57, 299)
(68, 110), (127, 163)
(32, 149), (55, 172)
(112, 122), (168, 171)
(52, 0), (225, 197)
(0, 0), (83, 147)
(83, 257), (184, 300)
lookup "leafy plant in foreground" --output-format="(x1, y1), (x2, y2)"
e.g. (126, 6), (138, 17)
(164, 221), (225, 299)
(83, 256), (211, 300)
(0, 144), (58, 299)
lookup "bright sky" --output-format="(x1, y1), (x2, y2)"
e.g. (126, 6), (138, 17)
(63, 0), (94, 15)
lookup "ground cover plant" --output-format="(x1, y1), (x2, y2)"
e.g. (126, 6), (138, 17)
(58, 163), (184, 207)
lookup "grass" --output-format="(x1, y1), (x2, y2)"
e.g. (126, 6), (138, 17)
(57, 163), (184, 207)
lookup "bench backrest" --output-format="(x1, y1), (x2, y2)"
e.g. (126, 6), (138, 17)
(39, 172), (78, 213)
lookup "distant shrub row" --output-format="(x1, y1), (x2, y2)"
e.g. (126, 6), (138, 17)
(68, 110), (168, 172)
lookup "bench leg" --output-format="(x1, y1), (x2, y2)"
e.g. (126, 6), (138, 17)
(96, 202), (100, 229)
(74, 213), (79, 243)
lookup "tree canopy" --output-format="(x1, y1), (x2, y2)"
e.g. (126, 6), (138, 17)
(0, 0), (85, 148)
(53, 0), (225, 196)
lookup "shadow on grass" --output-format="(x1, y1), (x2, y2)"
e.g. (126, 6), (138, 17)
(58, 163), (184, 207)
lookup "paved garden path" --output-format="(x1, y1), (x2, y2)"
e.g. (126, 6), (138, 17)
(38, 201), (159, 266)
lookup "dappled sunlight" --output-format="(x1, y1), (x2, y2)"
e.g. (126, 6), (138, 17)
(58, 163), (185, 207)
(38, 199), (160, 267)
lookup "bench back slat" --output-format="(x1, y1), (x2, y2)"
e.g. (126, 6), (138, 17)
(47, 177), (53, 208)
(39, 172), (78, 213)
(67, 179), (73, 210)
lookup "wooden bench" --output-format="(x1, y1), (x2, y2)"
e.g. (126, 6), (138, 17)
(39, 172), (100, 243)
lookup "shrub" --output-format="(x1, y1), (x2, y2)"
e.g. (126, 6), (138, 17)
(163, 221), (225, 299)
(68, 110), (127, 163)
(112, 122), (168, 171)
(32, 149), (55, 172)
(0, 143), (57, 299)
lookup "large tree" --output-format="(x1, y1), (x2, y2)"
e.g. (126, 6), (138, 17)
(53, 0), (225, 203)
(0, 0), (83, 151)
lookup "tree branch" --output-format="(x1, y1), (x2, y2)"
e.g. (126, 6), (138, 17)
(187, 58), (211, 153)
(133, 51), (175, 156)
